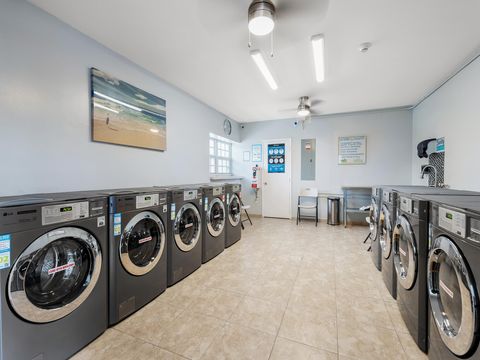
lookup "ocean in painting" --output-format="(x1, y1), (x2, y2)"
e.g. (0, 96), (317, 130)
(91, 68), (167, 151)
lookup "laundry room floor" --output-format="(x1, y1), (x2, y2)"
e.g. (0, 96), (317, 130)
(72, 218), (427, 360)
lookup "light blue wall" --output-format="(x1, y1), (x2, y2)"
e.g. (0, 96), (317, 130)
(234, 109), (413, 217)
(0, 0), (239, 196)
(412, 55), (480, 190)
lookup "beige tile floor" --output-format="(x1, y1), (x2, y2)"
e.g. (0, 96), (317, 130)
(72, 218), (428, 360)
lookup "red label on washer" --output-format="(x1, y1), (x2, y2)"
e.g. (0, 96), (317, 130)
(48, 262), (75, 275)
(138, 236), (153, 244)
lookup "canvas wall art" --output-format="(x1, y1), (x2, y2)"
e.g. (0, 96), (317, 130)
(91, 68), (167, 151)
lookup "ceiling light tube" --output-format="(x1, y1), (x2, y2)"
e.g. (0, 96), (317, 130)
(311, 34), (325, 82)
(250, 50), (278, 90)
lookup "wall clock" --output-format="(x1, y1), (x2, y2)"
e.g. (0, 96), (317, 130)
(224, 119), (232, 136)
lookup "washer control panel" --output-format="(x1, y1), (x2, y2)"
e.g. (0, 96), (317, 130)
(42, 201), (89, 225)
(400, 197), (414, 214)
(438, 206), (466, 238)
(184, 190), (198, 201)
(136, 194), (159, 209)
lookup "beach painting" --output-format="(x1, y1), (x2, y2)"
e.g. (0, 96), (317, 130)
(91, 68), (166, 151)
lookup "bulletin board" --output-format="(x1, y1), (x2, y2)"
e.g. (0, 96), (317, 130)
(338, 136), (367, 165)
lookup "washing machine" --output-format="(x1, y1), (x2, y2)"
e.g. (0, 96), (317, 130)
(380, 187), (398, 299)
(0, 192), (108, 360)
(200, 184), (226, 263)
(104, 188), (168, 325)
(225, 183), (242, 248)
(370, 186), (383, 271)
(167, 186), (202, 286)
(393, 189), (480, 354)
(427, 195), (480, 359)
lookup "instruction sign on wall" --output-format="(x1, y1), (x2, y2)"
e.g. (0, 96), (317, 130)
(338, 136), (367, 165)
(268, 143), (286, 173)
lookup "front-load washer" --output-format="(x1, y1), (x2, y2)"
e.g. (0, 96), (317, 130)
(200, 184), (226, 263)
(167, 186), (202, 286)
(380, 187), (398, 299)
(426, 196), (480, 359)
(392, 189), (480, 354)
(104, 188), (168, 325)
(370, 186), (383, 271)
(0, 192), (108, 360)
(225, 183), (242, 248)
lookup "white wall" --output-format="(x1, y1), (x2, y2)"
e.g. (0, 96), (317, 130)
(234, 109), (413, 217)
(412, 56), (480, 190)
(0, 0), (239, 196)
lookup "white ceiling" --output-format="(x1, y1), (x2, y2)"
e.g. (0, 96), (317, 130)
(30, 0), (480, 123)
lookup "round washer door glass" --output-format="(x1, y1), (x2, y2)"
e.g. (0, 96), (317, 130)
(393, 215), (417, 290)
(174, 203), (201, 252)
(228, 194), (241, 227)
(119, 211), (165, 276)
(369, 200), (378, 240)
(428, 235), (477, 356)
(8, 227), (101, 323)
(207, 198), (225, 237)
(380, 205), (392, 259)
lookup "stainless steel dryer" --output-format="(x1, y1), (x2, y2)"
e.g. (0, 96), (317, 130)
(167, 186), (202, 286)
(200, 184), (226, 263)
(225, 183), (241, 248)
(0, 192), (108, 360)
(427, 196), (480, 360)
(104, 188), (168, 325)
(369, 186), (382, 271)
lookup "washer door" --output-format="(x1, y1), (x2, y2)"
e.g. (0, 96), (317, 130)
(393, 214), (417, 290)
(174, 203), (201, 252)
(369, 200), (378, 240)
(207, 198), (225, 237)
(428, 236), (478, 356)
(8, 227), (101, 323)
(228, 194), (241, 227)
(380, 205), (392, 259)
(119, 211), (165, 276)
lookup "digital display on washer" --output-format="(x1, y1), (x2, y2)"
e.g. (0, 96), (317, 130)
(60, 206), (73, 213)
(268, 143), (285, 173)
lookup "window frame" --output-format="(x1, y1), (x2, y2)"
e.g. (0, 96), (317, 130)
(209, 136), (232, 175)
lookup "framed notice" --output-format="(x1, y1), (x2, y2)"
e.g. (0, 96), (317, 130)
(267, 143), (286, 173)
(252, 144), (262, 162)
(338, 136), (367, 165)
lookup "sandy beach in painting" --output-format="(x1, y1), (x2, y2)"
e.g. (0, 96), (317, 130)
(91, 68), (167, 151)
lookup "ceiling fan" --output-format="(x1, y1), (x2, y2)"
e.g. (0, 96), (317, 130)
(293, 96), (321, 128)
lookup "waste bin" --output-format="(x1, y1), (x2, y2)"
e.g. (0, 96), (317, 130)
(327, 197), (340, 225)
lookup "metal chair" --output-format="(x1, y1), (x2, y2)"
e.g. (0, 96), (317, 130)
(240, 198), (253, 230)
(296, 187), (319, 226)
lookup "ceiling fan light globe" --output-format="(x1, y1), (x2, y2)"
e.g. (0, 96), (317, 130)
(297, 108), (310, 117)
(248, 15), (275, 36)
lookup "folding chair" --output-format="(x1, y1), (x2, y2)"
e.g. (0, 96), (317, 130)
(240, 198), (253, 230)
(296, 187), (319, 226)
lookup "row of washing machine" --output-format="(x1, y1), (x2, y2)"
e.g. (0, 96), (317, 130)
(369, 185), (480, 359)
(0, 182), (242, 360)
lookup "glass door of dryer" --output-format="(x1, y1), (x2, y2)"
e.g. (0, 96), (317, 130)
(393, 215), (417, 290)
(369, 200), (379, 240)
(228, 194), (241, 227)
(119, 211), (165, 276)
(380, 205), (392, 258)
(207, 198), (225, 237)
(8, 227), (102, 323)
(428, 235), (478, 357)
(174, 203), (201, 252)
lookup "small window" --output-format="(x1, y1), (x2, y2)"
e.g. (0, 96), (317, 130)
(209, 135), (232, 175)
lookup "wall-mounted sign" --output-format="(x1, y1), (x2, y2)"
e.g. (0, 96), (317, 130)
(252, 144), (262, 162)
(436, 137), (445, 153)
(338, 136), (367, 165)
(268, 143), (286, 173)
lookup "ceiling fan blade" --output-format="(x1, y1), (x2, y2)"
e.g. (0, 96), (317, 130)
(310, 100), (322, 107)
(195, 0), (248, 33)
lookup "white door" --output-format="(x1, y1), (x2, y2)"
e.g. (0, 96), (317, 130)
(262, 138), (292, 219)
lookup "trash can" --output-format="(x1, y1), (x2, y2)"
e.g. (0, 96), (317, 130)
(327, 197), (340, 225)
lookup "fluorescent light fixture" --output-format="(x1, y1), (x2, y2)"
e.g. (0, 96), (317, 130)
(150, 128), (159, 133)
(250, 50), (278, 90)
(311, 34), (325, 82)
(93, 91), (142, 112)
(93, 102), (119, 114)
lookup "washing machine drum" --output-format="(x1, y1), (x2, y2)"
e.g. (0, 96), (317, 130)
(120, 211), (165, 276)
(380, 205), (393, 259)
(428, 236), (478, 356)
(228, 194), (241, 227)
(369, 200), (378, 240)
(207, 198), (225, 237)
(8, 227), (102, 323)
(174, 203), (201, 252)
(393, 215), (417, 290)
